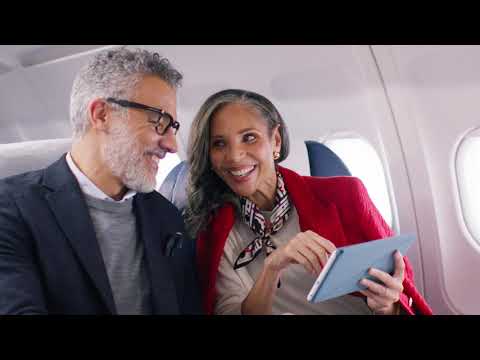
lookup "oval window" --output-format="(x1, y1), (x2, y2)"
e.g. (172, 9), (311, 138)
(456, 128), (480, 244)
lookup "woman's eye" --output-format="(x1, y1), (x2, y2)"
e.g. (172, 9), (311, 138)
(244, 134), (256, 143)
(212, 140), (225, 148)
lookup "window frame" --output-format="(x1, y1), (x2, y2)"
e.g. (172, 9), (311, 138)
(454, 127), (480, 248)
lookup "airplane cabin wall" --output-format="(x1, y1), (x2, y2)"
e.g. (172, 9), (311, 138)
(0, 46), (115, 144)
(372, 45), (480, 314)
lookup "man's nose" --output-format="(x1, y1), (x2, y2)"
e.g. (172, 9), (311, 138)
(159, 128), (178, 153)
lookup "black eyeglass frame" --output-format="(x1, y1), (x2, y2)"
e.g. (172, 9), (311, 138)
(106, 97), (180, 135)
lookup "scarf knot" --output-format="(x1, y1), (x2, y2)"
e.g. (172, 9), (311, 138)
(233, 171), (292, 270)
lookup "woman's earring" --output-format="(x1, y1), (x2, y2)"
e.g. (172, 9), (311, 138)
(273, 151), (280, 160)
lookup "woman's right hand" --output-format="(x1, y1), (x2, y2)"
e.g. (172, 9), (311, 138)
(264, 230), (336, 276)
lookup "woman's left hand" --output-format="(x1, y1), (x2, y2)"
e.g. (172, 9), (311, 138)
(359, 250), (405, 315)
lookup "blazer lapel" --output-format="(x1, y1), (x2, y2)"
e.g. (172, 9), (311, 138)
(279, 166), (349, 247)
(134, 194), (179, 314)
(43, 157), (116, 313)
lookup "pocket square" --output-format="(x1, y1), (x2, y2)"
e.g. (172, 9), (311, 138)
(164, 232), (183, 256)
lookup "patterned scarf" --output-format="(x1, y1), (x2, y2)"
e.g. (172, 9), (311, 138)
(233, 171), (292, 270)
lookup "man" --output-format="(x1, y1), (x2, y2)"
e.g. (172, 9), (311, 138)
(0, 47), (202, 314)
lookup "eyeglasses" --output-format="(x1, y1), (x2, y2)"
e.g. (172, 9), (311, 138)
(106, 98), (180, 135)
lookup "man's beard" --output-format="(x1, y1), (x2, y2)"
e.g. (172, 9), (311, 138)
(102, 120), (157, 193)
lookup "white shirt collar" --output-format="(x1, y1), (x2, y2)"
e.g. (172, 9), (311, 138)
(66, 152), (136, 203)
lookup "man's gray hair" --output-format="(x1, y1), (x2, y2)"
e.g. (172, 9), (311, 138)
(69, 47), (183, 138)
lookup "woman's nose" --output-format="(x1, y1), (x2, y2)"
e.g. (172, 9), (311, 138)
(225, 143), (245, 162)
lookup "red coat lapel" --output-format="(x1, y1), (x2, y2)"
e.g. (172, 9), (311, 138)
(278, 166), (349, 248)
(196, 203), (235, 314)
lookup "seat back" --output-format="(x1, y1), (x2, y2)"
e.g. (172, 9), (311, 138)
(0, 138), (72, 179)
(158, 160), (190, 211)
(304, 140), (351, 177)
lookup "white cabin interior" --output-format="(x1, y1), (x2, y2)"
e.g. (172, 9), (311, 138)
(1, 44), (479, 315)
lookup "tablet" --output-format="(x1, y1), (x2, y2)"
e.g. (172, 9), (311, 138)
(307, 233), (416, 303)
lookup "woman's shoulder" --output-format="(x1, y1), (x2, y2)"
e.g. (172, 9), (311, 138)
(300, 175), (374, 213)
(302, 174), (366, 193)
(279, 166), (368, 204)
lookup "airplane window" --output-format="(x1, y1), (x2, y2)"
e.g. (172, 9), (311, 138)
(455, 129), (480, 244)
(324, 137), (394, 228)
(155, 152), (181, 191)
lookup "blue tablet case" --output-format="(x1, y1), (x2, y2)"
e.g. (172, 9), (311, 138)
(307, 233), (416, 303)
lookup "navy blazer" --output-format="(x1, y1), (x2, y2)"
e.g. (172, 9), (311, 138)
(0, 155), (202, 314)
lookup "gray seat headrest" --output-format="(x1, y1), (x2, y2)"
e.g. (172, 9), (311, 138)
(0, 138), (72, 179)
(158, 160), (190, 211)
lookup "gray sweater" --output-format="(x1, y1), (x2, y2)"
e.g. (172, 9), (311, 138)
(84, 194), (152, 315)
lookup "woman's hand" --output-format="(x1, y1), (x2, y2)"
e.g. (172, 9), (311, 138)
(360, 250), (405, 315)
(264, 230), (336, 276)
(243, 231), (335, 315)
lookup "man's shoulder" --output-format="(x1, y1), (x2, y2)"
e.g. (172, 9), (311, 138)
(0, 169), (45, 202)
(138, 190), (184, 217)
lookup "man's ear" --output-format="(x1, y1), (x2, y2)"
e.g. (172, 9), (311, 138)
(88, 98), (109, 131)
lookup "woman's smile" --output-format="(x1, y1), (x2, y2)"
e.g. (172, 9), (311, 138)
(225, 165), (257, 182)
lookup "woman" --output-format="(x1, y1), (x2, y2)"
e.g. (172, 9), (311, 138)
(185, 89), (432, 315)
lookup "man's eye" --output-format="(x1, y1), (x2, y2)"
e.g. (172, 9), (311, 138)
(146, 112), (160, 124)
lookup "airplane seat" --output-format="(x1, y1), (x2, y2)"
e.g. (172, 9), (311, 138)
(304, 140), (351, 177)
(158, 160), (190, 212)
(0, 138), (72, 179)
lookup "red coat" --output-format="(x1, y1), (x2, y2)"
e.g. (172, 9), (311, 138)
(197, 166), (433, 315)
